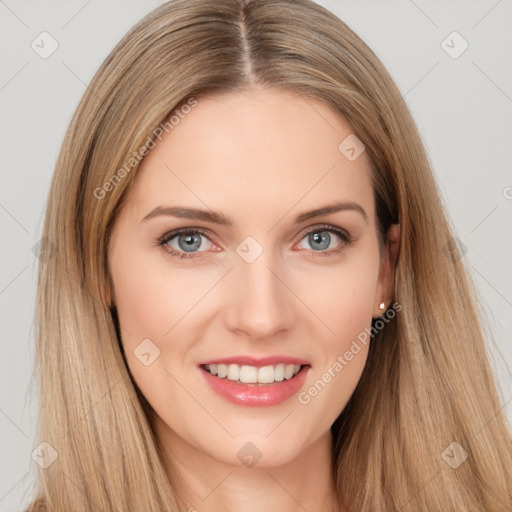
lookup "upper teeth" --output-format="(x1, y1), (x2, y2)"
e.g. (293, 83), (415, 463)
(204, 363), (302, 384)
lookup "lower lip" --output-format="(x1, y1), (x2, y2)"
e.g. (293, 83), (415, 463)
(199, 365), (311, 407)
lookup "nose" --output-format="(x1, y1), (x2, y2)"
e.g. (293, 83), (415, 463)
(223, 248), (295, 339)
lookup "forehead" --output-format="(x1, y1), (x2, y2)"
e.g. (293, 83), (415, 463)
(125, 87), (375, 225)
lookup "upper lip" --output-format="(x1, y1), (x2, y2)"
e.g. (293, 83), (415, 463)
(198, 355), (311, 367)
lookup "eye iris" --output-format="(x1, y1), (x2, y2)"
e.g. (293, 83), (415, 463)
(178, 233), (202, 252)
(309, 231), (330, 250)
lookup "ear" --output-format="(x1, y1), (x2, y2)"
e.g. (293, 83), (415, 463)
(373, 224), (400, 318)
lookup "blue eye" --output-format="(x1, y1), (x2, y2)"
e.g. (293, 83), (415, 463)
(296, 227), (350, 254)
(158, 228), (213, 259)
(157, 224), (352, 260)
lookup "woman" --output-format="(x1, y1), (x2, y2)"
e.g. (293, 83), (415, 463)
(26, 0), (512, 510)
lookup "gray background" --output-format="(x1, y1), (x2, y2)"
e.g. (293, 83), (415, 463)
(1, 1), (511, 509)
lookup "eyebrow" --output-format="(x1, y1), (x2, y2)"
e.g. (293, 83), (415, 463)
(141, 201), (368, 226)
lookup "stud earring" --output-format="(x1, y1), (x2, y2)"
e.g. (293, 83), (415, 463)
(379, 302), (385, 310)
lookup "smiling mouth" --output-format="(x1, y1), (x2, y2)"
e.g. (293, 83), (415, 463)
(200, 363), (309, 385)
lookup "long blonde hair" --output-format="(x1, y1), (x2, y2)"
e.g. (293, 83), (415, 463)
(27, 0), (512, 510)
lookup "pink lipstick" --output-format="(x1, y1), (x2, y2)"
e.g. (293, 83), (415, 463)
(197, 356), (311, 407)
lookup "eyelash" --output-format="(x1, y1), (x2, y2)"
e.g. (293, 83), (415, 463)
(156, 224), (353, 260)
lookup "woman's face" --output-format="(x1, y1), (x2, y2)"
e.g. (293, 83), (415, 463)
(108, 87), (392, 468)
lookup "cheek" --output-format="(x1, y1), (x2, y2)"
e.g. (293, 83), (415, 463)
(110, 245), (212, 343)
(109, 247), (194, 416)
(294, 245), (380, 416)
(108, 245), (220, 403)
(301, 244), (380, 348)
